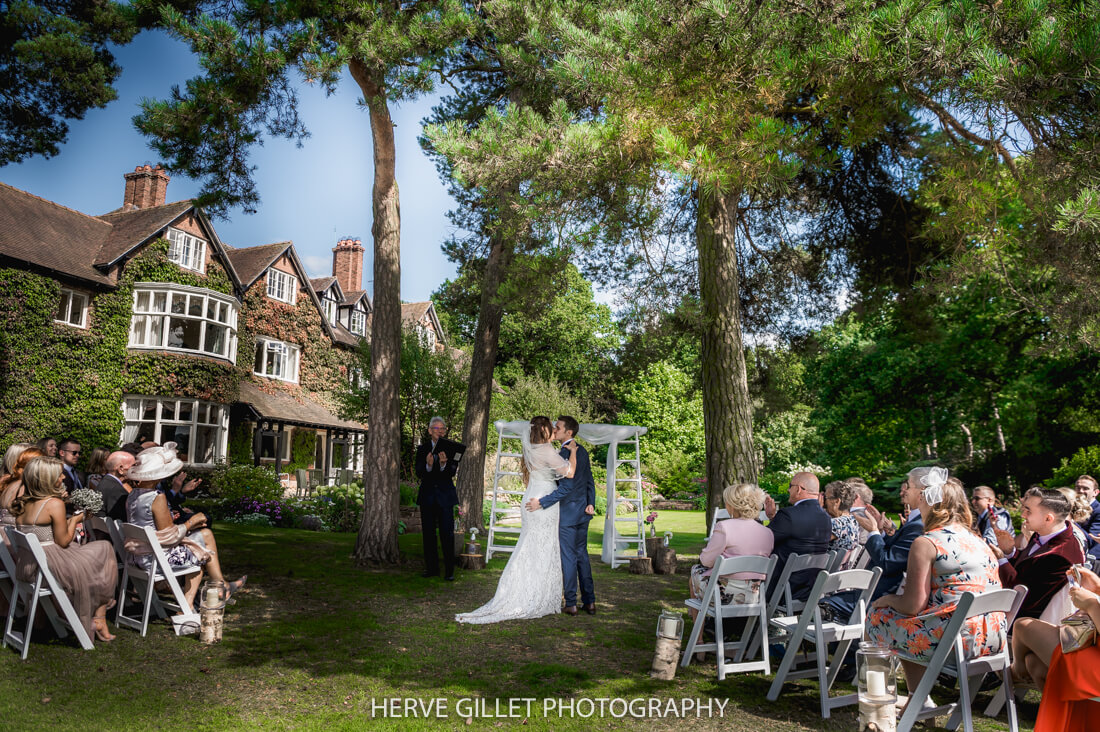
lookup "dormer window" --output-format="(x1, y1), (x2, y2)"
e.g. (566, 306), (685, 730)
(266, 269), (297, 305)
(349, 309), (366, 336)
(166, 228), (207, 273)
(417, 324), (436, 350)
(323, 293), (338, 324)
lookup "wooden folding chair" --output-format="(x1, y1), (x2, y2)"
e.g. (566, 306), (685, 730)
(680, 554), (777, 680)
(116, 523), (200, 636)
(2, 527), (94, 659)
(0, 528), (69, 645)
(766, 566), (883, 718)
(899, 587), (1027, 732)
(706, 509), (730, 540)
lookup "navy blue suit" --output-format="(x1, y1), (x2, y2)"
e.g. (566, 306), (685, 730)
(1079, 499), (1100, 560)
(416, 440), (459, 577)
(767, 498), (832, 602)
(539, 441), (596, 608)
(825, 511), (925, 620)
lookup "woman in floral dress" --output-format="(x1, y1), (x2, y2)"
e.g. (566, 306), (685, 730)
(867, 469), (1007, 696)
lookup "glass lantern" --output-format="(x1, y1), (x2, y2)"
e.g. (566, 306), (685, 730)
(464, 527), (481, 555)
(856, 641), (898, 706)
(201, 579), (229, 610)
(663, 531), (673, 547)
(656, 610), (684, 641)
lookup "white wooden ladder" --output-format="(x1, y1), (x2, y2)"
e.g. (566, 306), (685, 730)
(486, 422), (526, 560)
(605, 432), (646, 568)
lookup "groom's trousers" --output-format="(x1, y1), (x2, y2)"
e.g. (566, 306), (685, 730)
(560, 521), (595, 607)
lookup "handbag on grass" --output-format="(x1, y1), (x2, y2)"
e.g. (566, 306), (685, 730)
(1059, 609), (1096, 654)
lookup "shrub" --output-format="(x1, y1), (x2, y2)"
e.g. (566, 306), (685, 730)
(593, 494), (608, 515)
(217, 497), (296, 527)
(399, 481), (418, 506)
(645, 448), (700, 496)
(1047, 445), (1100, 487)
(313, 483), (365, 532)
(207, 462), (283, 502)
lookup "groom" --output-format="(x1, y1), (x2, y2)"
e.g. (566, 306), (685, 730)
(525, 415), (597, 616)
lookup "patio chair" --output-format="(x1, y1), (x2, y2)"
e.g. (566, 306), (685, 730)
(765, 566), (883, 718)
(115, 523), (201, 636)
(681, 554), (777, 680)
(2, 527), (94, 659)
(899, 586), (1027, 732)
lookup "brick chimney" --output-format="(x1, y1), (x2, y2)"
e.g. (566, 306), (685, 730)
(123, 164), (171, 210)
(332, 238), (364, 294)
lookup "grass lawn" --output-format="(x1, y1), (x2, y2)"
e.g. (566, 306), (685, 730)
(0, 510), (1035, 731)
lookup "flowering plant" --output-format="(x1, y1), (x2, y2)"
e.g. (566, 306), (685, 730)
(69, 488), (103, 515)
(645, 511), (658, 525)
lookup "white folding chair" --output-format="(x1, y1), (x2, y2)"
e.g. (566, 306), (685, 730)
(899, 587), (1027, 732)
(746, 551), (835, 660)
(87, 516), (124, 583)
(706, 509), (730, 540)
(2, 527), (94, 659)
(766, 566), (883, 718)
(295, 469), (309, 498)
(681, 554), (777, 680)
(0, 528), (69, 644)
(116, 523), (200, 636)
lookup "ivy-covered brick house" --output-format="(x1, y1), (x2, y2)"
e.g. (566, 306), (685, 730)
(0, 164), (382, 478)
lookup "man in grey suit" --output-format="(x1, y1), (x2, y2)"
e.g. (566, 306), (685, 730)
(525, 415), (597, 615)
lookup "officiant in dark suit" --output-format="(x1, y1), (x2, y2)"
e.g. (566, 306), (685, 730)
(416, 416), (459, 580)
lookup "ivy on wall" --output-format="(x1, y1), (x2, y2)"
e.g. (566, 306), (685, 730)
(0, 238), (239, 464)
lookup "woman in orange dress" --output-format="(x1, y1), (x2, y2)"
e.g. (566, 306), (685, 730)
(1013, 565), (1100, 731)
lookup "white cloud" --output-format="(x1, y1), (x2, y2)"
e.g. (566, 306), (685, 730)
(301, 254), (330, 279)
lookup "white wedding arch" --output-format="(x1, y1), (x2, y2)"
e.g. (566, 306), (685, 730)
(486, 420), (649, 568)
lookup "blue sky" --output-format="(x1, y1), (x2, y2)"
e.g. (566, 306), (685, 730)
(0, 31), (460, 302)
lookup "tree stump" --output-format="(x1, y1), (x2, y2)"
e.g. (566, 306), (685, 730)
(458, 553), (485, 570)
(858, 701), (897, 732)
(653, 546), (678, 575)
(650, 636), (681, 680)
(645, 537), (662, 556)
(629, 556), (653, 574)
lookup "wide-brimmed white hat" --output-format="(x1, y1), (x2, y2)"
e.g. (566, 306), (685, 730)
(127, 442), (184, 482)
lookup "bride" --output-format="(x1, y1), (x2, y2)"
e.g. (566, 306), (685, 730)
(456, 416), (577, 624)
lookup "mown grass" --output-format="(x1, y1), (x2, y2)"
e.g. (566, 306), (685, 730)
(0, 510), (1036, 730)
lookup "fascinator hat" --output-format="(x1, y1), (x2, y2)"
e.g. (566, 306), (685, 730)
(127, 442), (184, 482)
(920, 466), (949, 506)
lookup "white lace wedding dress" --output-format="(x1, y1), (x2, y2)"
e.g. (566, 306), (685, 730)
(456, 432), (566, 624)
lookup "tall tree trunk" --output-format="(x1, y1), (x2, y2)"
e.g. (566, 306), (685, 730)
(696, 186), (757, 530)
(927, 395), (939, 459)
(456, 219), (514, 530)
(350, 59), (401, 565)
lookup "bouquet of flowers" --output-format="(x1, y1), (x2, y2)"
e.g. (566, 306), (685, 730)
(645, 511), (658, 536)
(69, 488), (104, 515)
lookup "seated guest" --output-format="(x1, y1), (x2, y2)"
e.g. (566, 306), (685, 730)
(35, 437), (57, 457)
(1011, 565), (1100, 728)
(160, 471), (202, 525)
(689, 483), (774, 620)
(94, 451), (135, 522)
(823, 481), (860, 554)
(971, 485), (1014, 545)
(0, 448), (46, 539)
(126, 443), (245, 609)
(2, 442), (35, 478)
(1076, 475), (1100, 560)
(867, 470), (1006, 701)
(825, 467), (926, 620)
(848, 479), (874, 544)
(11, 456), (118, 641)
(763, 471), (831, 602)
(57, 438), (85, 492)
(83, 447), (110, 491)
(1056, 486), (1090, 556)
(993, 487), (1085, 620)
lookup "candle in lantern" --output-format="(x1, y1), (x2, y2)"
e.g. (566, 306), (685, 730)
(660, 616), (679, 638)
(205, 587), (220, 607)
(866, 669), (887, 698)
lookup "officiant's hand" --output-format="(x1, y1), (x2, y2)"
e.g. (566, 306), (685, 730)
(525, 498), (541, 512)
(426, 452), (435, 467)
(437, 451), (448, 466)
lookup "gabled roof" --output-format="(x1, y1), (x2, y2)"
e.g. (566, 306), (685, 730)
(0, 182), (115, 286)
(95, 200), (194, 267)
(223, 242), (293, 288)
(341, 289), (371, 309)
(310, 276), (337, 294)
(402, 301), (447, 347)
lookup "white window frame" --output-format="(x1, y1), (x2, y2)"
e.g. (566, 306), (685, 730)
(349, 309), (366, 336)
(165, 227), (207, 273)
(259, 431), (293, 462)
(254, 337), (301, 383)
(121, 396), (228, 465)
(266, 268), (298, 305)
(55, 288), (88, 328)
(323, 294), (338, 324)
(129, 283), (239, 361)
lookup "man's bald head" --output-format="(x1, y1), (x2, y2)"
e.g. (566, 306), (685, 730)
(789, 472), (820, 505)
(105, 451), (135, 478)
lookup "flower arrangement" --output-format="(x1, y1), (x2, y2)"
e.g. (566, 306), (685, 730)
(69, 488), (104, 515)
(645, 511), (658, 537)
